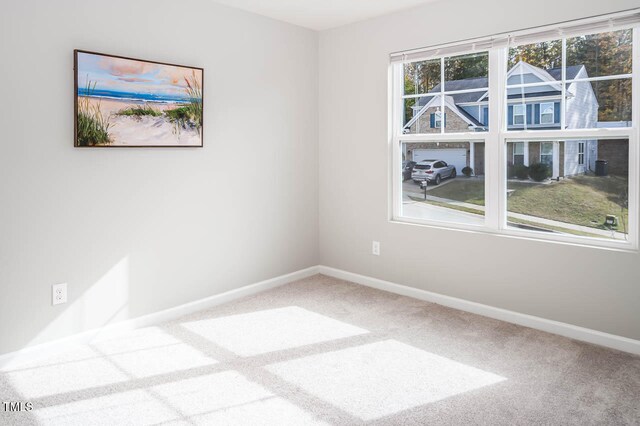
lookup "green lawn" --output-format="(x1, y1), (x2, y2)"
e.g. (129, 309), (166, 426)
(426, 178), (485, 206)
(420, 175), (629, 232)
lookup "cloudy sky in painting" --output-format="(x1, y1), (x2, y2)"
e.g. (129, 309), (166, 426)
(77, 52), (201, 98)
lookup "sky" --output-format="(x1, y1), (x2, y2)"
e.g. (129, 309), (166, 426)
(77, 51), (202, 98)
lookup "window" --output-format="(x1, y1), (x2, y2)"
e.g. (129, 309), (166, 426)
(402, 52), (488, 134)
(506, 138), (629, 241)
(513, 142), (525, 165)
(401, 141), (485, 226)
(513, 104), (525, 125)
(540, 142), (553, 167)
(578, 142), (585, 165)
(392, 12), (638, 249)
(540, 102), (554, 124)
(433, 111), (443, 128)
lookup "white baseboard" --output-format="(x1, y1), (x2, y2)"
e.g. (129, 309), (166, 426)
(0, 266), (319, 369)
(318, 265), (640, 356)
(3, 263), (637, 369)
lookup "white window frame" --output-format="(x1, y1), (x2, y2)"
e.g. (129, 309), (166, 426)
(390, 16), (639, 251)
(433, 110), (442, 128)
(578, 142), (585, 165)
(513, 104), (526, 125)
(540, 141), (554, 166)
(513, 141), (525, 164)
(540, 102), (555, 124)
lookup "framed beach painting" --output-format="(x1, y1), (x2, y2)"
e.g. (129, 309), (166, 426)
(74, 50), (203, 147)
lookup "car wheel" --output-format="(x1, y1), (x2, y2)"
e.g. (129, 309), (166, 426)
(435, 175), (441, 185)
(451, 168), (456, 178)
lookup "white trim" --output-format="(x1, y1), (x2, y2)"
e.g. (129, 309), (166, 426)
(317, 266), (640, 355)
(0, 266), (320, 369)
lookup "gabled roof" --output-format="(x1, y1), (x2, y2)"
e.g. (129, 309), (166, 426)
(404, 95), (484, 130)
(547, 65), (584, 81)
(414, 62), (585, 108)
(405, 61), (588, 130)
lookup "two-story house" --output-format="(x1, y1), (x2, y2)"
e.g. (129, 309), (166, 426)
(403, 61), (599, 179)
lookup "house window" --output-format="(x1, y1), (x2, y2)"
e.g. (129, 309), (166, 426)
(392, 13), (638, 249)
(513, 142), (525, 166)
(513, 104), (525, 125)
(506, 138), (628, 237)
(403, 141), (485, 225)
(402, 52), (488, 135)
(540, 102), (554, 124)
(540, 142), (553, 167)
(433, 111), (442, 128)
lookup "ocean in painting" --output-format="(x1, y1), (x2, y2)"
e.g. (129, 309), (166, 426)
(77, 88), (191, 104)
(75, 51), (203, 147)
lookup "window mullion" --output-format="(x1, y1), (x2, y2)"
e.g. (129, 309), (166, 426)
(561, 38), (567, 130)
(392, 63), (405, 220)
(486, 49), (506, 231)
(629, 26), (640, 248)
(440, 57), (445, 134)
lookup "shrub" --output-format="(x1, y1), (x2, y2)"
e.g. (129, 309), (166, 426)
(462, 166), (473, 177)
(513, 164), (530, 180)
(528, 162), (551, 182)
(116, 104), (161, 117)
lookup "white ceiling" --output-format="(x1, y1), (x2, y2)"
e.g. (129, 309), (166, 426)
(212, 0), (441, 31)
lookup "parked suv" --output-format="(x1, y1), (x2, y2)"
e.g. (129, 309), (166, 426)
(411, 160), (456, 185)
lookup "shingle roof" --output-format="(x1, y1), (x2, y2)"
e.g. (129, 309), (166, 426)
(455, 106), (484, 127)
(547, 65), (584, 81)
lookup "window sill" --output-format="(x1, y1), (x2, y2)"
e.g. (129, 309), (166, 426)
(390, 215), (637, 253)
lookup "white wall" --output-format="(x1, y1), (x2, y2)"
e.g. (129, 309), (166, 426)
(319, 0), (640, 340)
(0, 0), (319, 355)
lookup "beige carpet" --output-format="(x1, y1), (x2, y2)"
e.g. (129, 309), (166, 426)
(1, 274), (639, 425)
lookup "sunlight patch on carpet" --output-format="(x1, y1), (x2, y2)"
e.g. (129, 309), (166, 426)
(266, 339), (506, 420)
(34, 371), (327, 425)
(181, 306), (368, 356)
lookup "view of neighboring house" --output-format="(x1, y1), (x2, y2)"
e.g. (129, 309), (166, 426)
(403, 61), (603, 179)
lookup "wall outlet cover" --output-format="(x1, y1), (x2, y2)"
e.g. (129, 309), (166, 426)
(52, 283), (67, 305)
(372, 241), (380, 256)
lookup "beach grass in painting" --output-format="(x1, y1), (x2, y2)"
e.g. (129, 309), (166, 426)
(74, 51), (203, 147)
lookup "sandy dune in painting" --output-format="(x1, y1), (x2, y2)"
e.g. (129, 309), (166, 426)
(80, 97), (201, 146)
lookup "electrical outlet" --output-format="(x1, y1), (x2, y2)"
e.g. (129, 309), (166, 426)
(372, 241), (380, 256)
(52, 283), (67, 305)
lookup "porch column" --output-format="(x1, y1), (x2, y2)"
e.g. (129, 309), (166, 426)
(523, 141), (530, 166)
(469, 142), (475, 176)
(552, 141), (560, 179)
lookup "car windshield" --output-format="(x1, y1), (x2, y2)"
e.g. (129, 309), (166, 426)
(414, 164), (431, 170)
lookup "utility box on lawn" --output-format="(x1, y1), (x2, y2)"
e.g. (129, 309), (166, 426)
(595, 160), (608, 176)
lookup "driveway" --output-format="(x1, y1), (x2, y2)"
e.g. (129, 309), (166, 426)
(402, 178), (456, 201)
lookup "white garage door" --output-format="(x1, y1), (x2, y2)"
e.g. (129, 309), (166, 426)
(412, 149), (467, 173)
